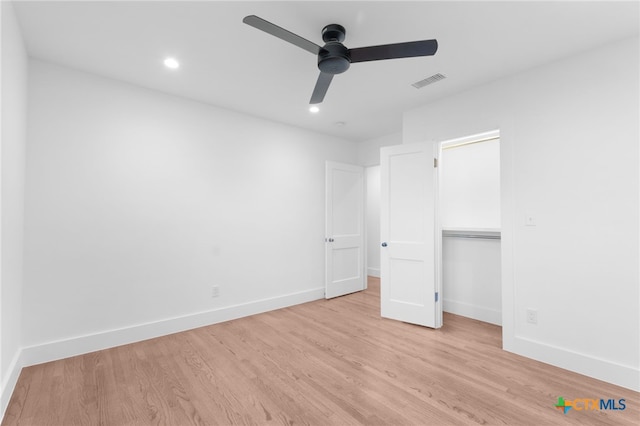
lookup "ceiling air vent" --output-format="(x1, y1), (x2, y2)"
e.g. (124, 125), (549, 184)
(411, 73), (446, 89)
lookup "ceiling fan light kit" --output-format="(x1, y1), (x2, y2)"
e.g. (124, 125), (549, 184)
(243, 15), (438, 105)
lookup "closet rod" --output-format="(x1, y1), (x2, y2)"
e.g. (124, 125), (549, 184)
(442, 233), (501, 240)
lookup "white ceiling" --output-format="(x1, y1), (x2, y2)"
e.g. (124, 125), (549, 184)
(12, 1), (640, 142)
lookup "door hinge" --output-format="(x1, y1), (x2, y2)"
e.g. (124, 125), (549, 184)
(433, 158), (438, 168)
(435, 292), (439, 302)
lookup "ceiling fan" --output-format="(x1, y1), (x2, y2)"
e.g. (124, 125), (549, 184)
(242, 15), (438, 105)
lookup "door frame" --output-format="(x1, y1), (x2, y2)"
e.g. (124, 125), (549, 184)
(434, 143), (443, 328)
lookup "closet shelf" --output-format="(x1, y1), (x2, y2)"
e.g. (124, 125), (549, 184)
(442, 228), (501, 240)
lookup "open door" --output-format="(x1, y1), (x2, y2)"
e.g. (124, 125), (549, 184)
(380, 143), (442, 328)
(325, 162), (365, 299)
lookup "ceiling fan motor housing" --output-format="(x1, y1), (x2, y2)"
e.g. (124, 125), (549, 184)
(318, 42), (351, 74)
(318, 24), (350, 74)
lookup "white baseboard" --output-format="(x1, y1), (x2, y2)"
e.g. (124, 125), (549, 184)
(21, 287), (325, 368)
(367, 267), (380, 278)
(1, 349), (24, 423)
(443, 299), (501, 325)
(507, 335), (640, 392)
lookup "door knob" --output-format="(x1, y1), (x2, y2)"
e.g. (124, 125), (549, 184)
(329, 238), (334, 242)
(381, 242), (387, 247)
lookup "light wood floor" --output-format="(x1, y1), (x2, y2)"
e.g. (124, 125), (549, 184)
(4, 277), (639, 425)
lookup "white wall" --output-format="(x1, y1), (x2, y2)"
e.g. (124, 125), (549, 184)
(357, 132), (401, 167)
(365, 166), (380, 277)
(358, 132), (400, 278)
(404, 36), (640, 390)
(440, 138), (501, 229)
(0, 0), (27, 416)
(442, 237), (501, 325)
(22, 60), (357, 363)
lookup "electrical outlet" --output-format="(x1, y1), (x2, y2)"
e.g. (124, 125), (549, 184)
(526, 308), (538, 324)
(211, 286), (220, 298)
(525, 214), (536, 226)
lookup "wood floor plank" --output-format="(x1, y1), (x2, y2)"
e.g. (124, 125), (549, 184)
(3, 277), (638, 425)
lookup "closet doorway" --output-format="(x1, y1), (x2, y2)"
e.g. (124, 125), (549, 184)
(439, 130), (502, 325)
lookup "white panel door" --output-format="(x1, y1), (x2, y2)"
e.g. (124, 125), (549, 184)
(380, 143), (441, 328)
(325, 162), (365, 299)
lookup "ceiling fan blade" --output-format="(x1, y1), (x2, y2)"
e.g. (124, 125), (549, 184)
(349, 39), (438, 63)
(310, 72), (334, 104)
(243, 15), (321, 55)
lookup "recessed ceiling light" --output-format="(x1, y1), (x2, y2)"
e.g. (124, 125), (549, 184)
(334, 121), (346, 127)
(309, 106), (320, 113)
(163, 57), (180, 69)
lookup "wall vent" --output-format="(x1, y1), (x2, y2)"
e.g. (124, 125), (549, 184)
(411, 73), (446, 89)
